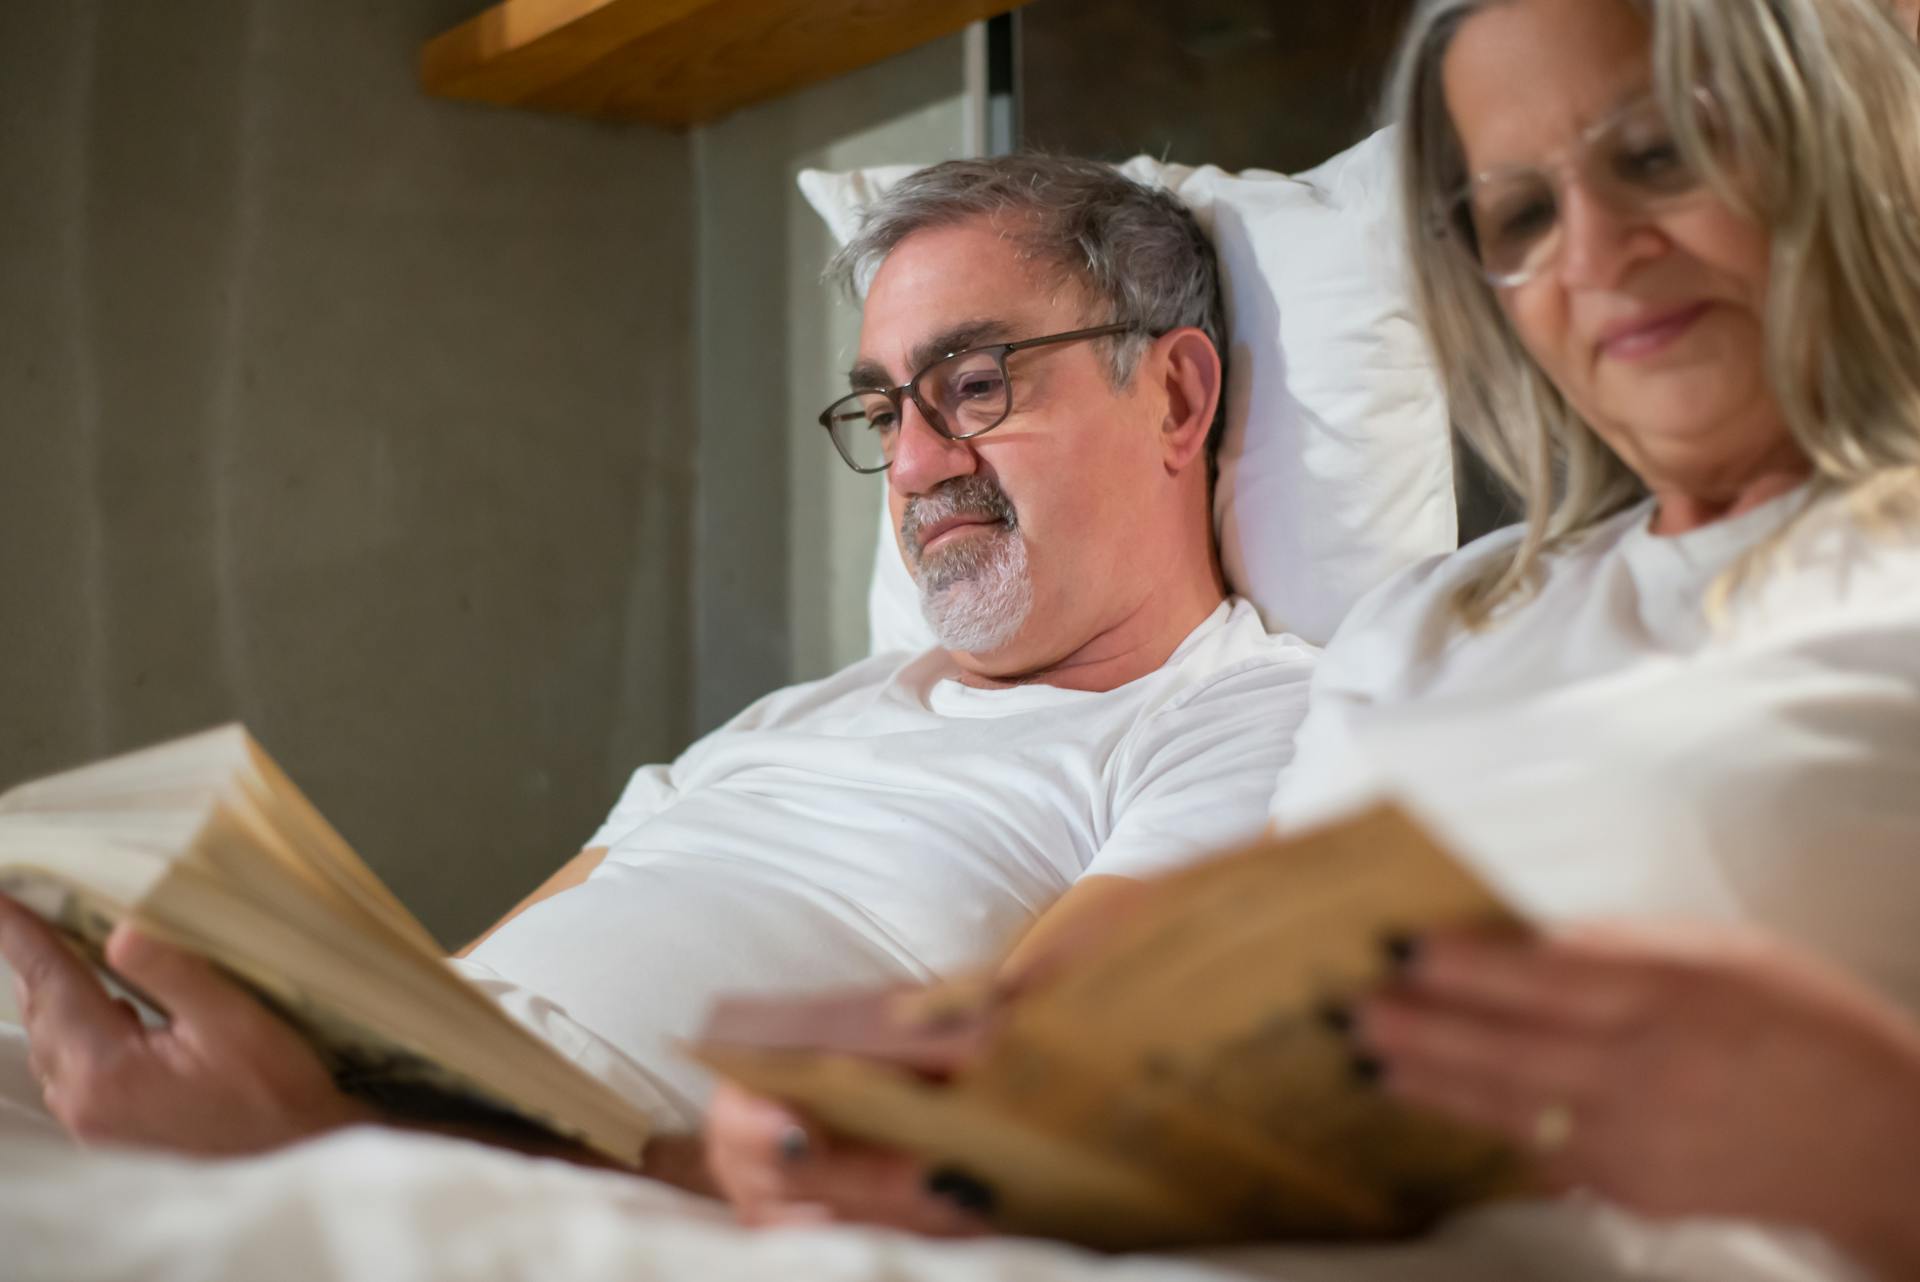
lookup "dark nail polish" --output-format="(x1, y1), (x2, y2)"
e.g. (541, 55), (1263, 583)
(1349, 1053), (1385, 1086)
(1381, 930), (1421, 971)
(925, 1166), (998, 1217)
(1315, 1000), (1355, 1035)
(776, 1124), (811, 1164)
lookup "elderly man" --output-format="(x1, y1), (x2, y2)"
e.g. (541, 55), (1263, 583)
(0, 154), (1317, 1173)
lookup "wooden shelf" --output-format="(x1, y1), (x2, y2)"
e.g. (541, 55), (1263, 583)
(421, 0), (1025, 127)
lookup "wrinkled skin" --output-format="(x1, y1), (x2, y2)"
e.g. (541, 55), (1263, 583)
(1359, 926), (1920, 1279)
(0, 895), (373, 1154)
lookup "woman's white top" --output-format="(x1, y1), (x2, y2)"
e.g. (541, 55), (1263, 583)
(1271, 485), (1920, 1011)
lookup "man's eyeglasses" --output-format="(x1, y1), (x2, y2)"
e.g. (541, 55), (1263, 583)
(1435, 88), (1721, 288)
(817, 323), (1137, 474)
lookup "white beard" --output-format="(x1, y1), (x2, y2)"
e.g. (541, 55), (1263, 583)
(915, 525), (1034, 654)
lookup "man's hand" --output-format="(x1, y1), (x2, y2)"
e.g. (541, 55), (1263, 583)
(1356, 926), (1920, 1278)
(704, 1081), (992, 1235)
(0, 894), (373, 1154)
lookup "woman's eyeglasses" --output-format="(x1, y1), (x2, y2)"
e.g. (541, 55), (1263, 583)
(1436, 88), (1723, 288)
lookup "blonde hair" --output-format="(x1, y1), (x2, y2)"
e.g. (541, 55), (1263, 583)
(1386, 0), (1920, 627)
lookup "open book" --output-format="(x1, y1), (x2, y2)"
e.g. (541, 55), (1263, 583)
(692, 805), (1532, 1249)
(0, 725), (649, 1165)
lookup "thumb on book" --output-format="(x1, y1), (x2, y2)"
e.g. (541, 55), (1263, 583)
(0, 894), (137, 1047)
(104, 925), (260, 1036)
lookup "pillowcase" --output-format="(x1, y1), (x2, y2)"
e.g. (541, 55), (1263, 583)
(797, 129), (1456, 652)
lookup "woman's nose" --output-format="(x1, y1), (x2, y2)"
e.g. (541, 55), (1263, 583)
(1553, 179), (1665, 290)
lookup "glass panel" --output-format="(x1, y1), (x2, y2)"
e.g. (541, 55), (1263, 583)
(921, 350), (1010, 437)
(1466, 176), (1559, 279)
(824, 392), (899, 471)
(1017, 0), (1417, 172)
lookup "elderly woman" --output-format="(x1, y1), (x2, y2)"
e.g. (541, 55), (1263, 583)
(706, 0), (1920, 1273)
(1265, 0), (1920, 1267)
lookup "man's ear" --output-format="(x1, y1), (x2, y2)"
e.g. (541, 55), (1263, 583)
(1152, 328), (1223, 475)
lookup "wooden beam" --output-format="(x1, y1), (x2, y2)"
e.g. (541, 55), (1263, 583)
(422, 0), (1027, 127)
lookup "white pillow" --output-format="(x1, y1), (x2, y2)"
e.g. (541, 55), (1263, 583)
(798, 130), (1456, 651)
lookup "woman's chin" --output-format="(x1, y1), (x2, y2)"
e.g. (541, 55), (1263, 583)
(1593, 368), (1777, 457)
(1613, 415), (1803, 502)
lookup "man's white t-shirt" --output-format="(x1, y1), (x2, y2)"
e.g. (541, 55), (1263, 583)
(464, 598), (1317, 1126)
(1271, 486), (1920, 1013)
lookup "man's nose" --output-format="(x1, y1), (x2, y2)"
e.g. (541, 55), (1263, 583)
(887, 397), (977, 497)
(1554, 180), (1664, 290)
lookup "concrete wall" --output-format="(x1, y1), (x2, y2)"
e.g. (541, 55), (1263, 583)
(0, 0), (696, 946)
(690, 34), (977, 731)
(0, 0), (977, 982)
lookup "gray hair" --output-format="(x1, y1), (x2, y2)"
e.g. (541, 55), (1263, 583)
(830, 153), (1230, 468)
(1386, 0), (1920, 627)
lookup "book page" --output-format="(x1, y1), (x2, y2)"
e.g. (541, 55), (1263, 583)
(691, 1042), (1241, 1248)
(694, 804), (1532, 1245)
(0, 867), (640, 1156)
(1009, 805), (1527, 1221)
(0, 729), (655, 1168)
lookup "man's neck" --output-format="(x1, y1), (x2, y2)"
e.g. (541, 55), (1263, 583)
(953, 565), (1230, 694)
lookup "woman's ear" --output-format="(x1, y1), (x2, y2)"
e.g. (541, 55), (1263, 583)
(1154, 328), (1224, 475)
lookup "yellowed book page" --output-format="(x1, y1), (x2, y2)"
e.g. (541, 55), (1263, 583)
(695, 804), (1532, 1245)
(1011, 805), (1528, 1222)
(692, 1043), (1242, 1249)
(0, 727), (439, 958)
(230, 736), (444, 954)
(0, 863), (649, 1168)
(0, 865), (647, 1164)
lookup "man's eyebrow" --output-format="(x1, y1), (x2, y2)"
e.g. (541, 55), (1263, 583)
(846, 319), (1018, 391)
(910, 321), (1015, 375)
(847, 358), (892, 392)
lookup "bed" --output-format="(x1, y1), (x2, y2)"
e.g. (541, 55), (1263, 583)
(0, 1024), (1865, 1282)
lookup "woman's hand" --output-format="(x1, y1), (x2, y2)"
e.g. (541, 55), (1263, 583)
(704, 1080), (993, 1235)
(1356, 926), (1920, 1277)
(699, 882), (1157, 1235)
(0, 894), (374, 1154)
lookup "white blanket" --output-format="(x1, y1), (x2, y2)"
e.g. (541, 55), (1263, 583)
(0, 1028), (1869, 1282)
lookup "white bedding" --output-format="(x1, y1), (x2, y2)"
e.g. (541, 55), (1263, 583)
(0, 1027), (1870, 1282)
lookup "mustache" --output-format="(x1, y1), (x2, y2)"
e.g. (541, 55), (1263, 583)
(901, 477), (1018, 560)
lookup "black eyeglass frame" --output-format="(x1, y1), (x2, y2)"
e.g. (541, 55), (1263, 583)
(816, 322), (1140, 474)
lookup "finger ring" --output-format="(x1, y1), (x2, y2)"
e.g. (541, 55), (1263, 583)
(1530, 1101), (1575, 1154)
